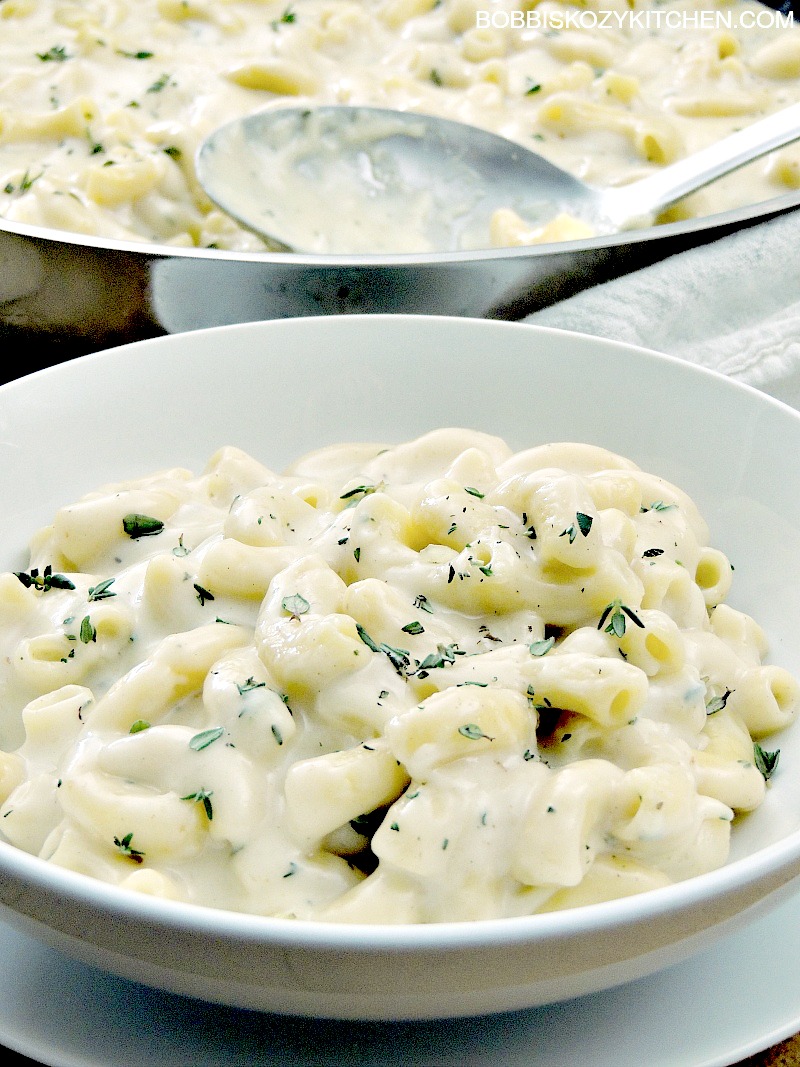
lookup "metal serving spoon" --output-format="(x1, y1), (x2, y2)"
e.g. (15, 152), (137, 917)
(196, 102), (800, 255)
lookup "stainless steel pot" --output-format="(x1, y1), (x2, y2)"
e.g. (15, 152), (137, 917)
(2, 190), (800, 376)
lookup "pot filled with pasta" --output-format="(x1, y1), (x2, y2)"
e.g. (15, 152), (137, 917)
(1, 0), (800, 363)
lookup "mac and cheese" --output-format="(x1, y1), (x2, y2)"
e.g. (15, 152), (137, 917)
(0, 430), (795, 922)
(1, 0), (800, 251)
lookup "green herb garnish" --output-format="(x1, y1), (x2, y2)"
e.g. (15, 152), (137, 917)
(706, 689), (732, 715)
(189, 727), (225, 751)
(340, 484), (378, 500)
(560, 511), (593, 544)
(458, 723), (494, 741)
(14, 565), (75, 593)
(114, 832), (144, 863)
(754, 743), (780, 781)
(282, 593), (310, 617)
(237, 677), (266, 695)
(641, 500), (677, 513)
(529, 636), (555, 657)
(88, 578), (116, 602)
(194, 583), (214, 606)
(37, 45), (70, 62)
(417, 642), (466, 672)
(271, 5), (296, 29)
(181, 788), (214, 820)
(597, 600), (644, 638)
(146, 72), (172, 93)
(122, 513), (164, 539)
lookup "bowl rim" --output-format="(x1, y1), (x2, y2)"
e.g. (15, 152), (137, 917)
(0, 814), (798, 950)
(0, 313), (799, 949)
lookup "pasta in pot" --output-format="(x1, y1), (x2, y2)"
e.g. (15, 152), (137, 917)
(0, 429), (795, 923)
(1, 0), (800, 251)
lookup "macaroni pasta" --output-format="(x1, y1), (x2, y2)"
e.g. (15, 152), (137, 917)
(0, 430), (795, 923)
(1, 0), (800, 251)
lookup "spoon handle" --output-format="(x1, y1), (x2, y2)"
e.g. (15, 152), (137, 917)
(601, 100), (800, 227)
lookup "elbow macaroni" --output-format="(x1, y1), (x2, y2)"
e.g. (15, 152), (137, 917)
(1, 0), (800, 251)
(0, 429), (796, 923)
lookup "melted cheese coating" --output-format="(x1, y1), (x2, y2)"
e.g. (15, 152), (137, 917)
(0, 431), (795, 923)
(1, 0), (800, 251)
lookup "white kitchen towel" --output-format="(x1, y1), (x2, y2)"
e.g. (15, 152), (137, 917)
(523, 208), (800, 409)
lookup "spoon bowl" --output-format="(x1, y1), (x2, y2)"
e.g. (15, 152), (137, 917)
(196, 102), (800, 256)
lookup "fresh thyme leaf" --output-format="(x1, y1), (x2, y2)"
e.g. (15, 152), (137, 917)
(236, 677), (266, 695)
(642, 500), (677, 513)
(194, 583), (215, 606)
(79, 616), (96, 644)
(281, 593), (310, 617)
(380, 643), (411, 675)
(122, 513), (164, 538)
(5, 169), (44, 196)
(754, 742), (780, 781)
(402, 621), (425, 635)
(417, 643), (465, 671)
(129, 720), (150, 733)
(88, 578), (116, 602)
(529, 636), (555, 657)
(576, 511), (593, 537)
(340, 484), (378, 500)
(705, 689), (732, 715)
(562, 512), (593, 542)
(356, 623), (380, 652)
(37, 45), (70, 62)
(146, 72), (172, 93)
(413, 594), (433, 613)
(598, 600), (644, 637)
(355, 624), (410, 674)
(181, 788), (214, 820)
(271, 5), (296, 28)
(189, 726), (225, 751)
(464, 486), (485, 498)
(14, 565), (75, 593)
(608, 610), (626, 638)
(458, 723), (493, 741)
(114, 832), (144, 863)
(621, 604), (645, 628)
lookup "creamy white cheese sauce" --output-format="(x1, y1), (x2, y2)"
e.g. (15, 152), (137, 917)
(1, 0), (800, 252)
(0, 431), (795, 923)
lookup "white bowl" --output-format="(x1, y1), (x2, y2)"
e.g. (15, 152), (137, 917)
(0, 314), (799, 1021)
